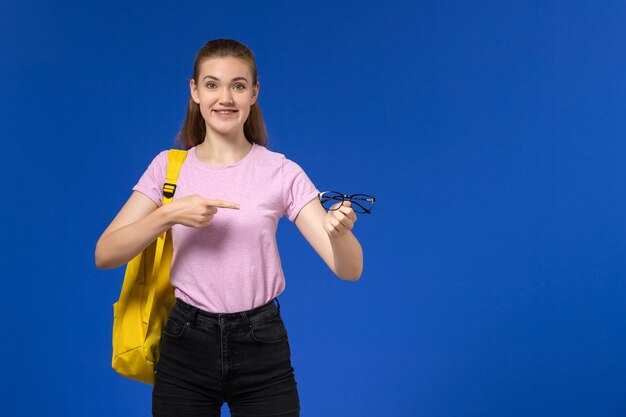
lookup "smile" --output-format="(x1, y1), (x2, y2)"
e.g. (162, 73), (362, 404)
(213, 110), (238, 118)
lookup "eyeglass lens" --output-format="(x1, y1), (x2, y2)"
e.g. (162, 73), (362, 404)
(319, 191), (375, 214)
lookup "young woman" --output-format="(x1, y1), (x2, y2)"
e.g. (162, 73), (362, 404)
(95, 38), (363, 417)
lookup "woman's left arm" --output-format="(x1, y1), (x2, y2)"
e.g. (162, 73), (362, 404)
(294, 198), (363, 281)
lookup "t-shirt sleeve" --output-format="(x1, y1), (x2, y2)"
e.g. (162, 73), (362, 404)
(131, 150), (169, 207)
(281, 156), (320, 222)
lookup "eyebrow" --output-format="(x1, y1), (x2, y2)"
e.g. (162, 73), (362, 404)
(202, 75), (249, 82)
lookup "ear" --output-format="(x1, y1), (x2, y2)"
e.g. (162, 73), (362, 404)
(189, 78), (200, 104)
(251, 81), (260, 105)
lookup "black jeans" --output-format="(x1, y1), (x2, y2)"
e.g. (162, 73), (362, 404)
(152, 297), (300, 417)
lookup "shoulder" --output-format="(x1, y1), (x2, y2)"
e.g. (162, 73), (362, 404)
(150, 149), (175, 166)
(253, 145), (315, 183)
(254, 144), (295, 174)
(143, 149), (170, 164)
(258, 145), (309, 171)
(255, 143), (287, 163)
(136, 149), (172, 178)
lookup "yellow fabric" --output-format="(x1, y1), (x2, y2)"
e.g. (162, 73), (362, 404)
(112, 149), (188, 385)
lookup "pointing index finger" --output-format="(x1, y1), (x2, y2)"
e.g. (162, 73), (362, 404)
(207, 199), (240, 209)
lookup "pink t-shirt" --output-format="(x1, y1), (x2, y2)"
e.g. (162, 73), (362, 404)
(132, 142), (320, 313)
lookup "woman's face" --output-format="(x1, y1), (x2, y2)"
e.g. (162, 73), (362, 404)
(190, 56), (259, 139)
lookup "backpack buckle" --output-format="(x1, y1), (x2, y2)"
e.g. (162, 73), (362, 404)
(163, 182), (177, 199)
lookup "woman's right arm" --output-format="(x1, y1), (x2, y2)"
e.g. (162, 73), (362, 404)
(94, 191), (174, 270)
(95, 191), (240, 270)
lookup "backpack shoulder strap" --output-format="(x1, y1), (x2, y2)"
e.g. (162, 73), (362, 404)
(144, 148), (188, 321)
(162, 149), (188, 203)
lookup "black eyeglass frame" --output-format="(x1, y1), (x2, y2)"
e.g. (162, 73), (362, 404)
(318, 191), (377, 214)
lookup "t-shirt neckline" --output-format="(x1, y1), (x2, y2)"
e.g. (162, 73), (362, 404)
(190, 142), (258, 171)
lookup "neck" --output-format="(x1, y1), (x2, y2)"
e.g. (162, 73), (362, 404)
(196, 132), (253, 165)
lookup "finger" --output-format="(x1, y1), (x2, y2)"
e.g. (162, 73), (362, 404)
(336, 214), (353, 231)
(325, 221), (339, 237)
(331, 216), (351, 233)
(332, 209), (354, 229)
(338, 205), (356, 221)
(206, 199), (240, 209)
(327, 219), (347, 237)
(330, 201), (343, 211)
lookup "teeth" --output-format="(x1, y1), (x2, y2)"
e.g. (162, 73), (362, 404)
(216, 110), (235, 114)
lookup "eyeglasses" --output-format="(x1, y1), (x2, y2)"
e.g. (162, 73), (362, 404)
(318, 191), (377, 214)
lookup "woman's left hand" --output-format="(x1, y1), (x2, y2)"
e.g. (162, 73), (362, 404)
(324, 200), (358, 238)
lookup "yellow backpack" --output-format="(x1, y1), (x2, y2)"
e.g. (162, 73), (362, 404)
(111, 149), (188, 385)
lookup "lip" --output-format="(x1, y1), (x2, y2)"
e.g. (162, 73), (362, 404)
(213, 109), (238, 119)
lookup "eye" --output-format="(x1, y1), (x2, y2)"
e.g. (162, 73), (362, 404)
(234, 84), (245, 90)
(206, 82), (216, 88)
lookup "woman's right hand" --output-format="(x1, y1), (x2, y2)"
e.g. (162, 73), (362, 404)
(164, 194), (240, 228)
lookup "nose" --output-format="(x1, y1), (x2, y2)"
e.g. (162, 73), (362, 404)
(220, 87), (234, 105)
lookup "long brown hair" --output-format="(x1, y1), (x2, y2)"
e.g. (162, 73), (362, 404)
(175, 39), (268, 150)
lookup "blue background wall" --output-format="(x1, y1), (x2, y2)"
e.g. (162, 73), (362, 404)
(2, 1), (626, 416)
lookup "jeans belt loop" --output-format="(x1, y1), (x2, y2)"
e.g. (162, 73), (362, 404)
(189, 305), (198, 328)
(241, 311), (250, 328)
